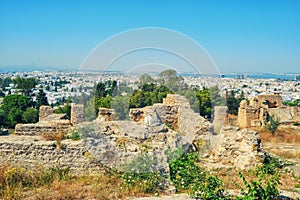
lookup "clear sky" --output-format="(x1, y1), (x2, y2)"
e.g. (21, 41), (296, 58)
(0, 0), (299, 73)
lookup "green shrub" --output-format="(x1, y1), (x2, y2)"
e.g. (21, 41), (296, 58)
(67, 129), (81, 141)
(237, 168), (280, 200)
(121, 154), (168, 194)
(167, 148), (226, 199)
(266, 115), (280, 135)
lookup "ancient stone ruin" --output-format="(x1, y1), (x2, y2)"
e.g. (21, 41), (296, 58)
(71, 104), (85, 124)
(1, 95), (264, 173)
(238, 94), (300, 128)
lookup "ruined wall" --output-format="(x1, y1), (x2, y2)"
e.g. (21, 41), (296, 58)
(129, 94), (212, 137)
(205, 126), (264, 170)
(213, 106), (228, 134)
(15, 121), (71, 136)
(250, 94), (282, 108)
(0, 136), (103, 173)
(238, 94), (291, 128)
(39, 106), (53, 121)
(98, 108), (115, 121)
(71, 104), (85, 124)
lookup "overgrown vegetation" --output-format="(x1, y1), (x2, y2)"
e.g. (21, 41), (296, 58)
(0, 164), (70, 200)
(266, 115), (280, 135)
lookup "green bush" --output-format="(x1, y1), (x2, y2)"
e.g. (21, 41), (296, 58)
(237, 168), (280, 200)
(67, 129), (81, 141)
(121, 154), (168, 194)
(266, 115), (280, 135)
(167, 148), (226, 199)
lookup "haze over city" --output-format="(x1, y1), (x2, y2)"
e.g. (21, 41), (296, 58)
(0, 0), (299, 73)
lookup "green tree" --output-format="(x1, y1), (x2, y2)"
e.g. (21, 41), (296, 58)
(95, 82), (107, 99)
(0, 94), (32, 127)
(158, 69), (186, 92)
(139, 74), (154, 85)
(210, 86), (226, 106)
(36, 89), (49, 109)
(111, 95), (130, 120)
(226, 90), (240, 115)
(54, 104), (71, 119)
(196, 88), (212, 119)
(13, 77), (38, 96)
(266, 115), (280, 135)
(22, 107), (39, 123)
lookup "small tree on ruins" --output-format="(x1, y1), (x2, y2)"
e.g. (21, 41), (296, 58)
(266, 115), (280, 135)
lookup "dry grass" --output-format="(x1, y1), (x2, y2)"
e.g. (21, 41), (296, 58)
(216, 168), (298, 191)
(24, 175), (152, 200)
(254, 127), (300, 144)
(42, 132), (65, 141)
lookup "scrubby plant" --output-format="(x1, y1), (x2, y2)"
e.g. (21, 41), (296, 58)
(67, 129), (81, 141)
(120, 154), (168, 194)
(266, 115), (280, 135)
(0, 164), (70, 199)
(167, 148), (226, 199)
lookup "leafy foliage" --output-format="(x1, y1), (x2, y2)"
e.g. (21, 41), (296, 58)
(237, 168), (280, 200)
(22, 107), (39, 123)
(35, 89), (48, 109)
(121, 154), (168, 194)
(129, 84), (172, 108)
(0, 94), (33, 127)
(13, 77), (38, 96)
(167, 149), (226, 199)
(226, 90), (245, 115)
(54, 104), (71, 119)
(266, 115), (280, 135)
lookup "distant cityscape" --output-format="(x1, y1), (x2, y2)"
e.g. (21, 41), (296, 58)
(0, 70), (299, 106)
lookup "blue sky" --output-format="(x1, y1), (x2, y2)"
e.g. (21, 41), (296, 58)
(0, 0), (299, 73)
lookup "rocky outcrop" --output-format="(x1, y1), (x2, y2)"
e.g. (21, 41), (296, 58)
(203, 127), (264, 170)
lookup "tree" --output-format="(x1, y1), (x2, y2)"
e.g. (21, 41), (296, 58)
(226, 90), (241, 115)
(266, 115), (280, 135)
(196, 88), (212, 119)
(22, 108), (39, 123)
(0, 94), (32, 127)
(139, 74), (154, 85)
(54, 104), (71, 119)
(158, 69), (186, 92)
(111, 95), (130, 120)
(13, 77), (38, 96)
(95, 82), (107, 99)
(36, 89), (49, 109)
(209, 86), (226, 106)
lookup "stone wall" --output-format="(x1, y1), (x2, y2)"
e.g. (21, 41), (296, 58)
(98, 108), (115, 121)
(129, 94), (212, 139)
(204, 127), (264, 170)
(250, 94), (282, 108)
(237, 94), (300, 128)
(213, 106), (228, 134)
(15, 122), (71, 136)
(71, 104), (85, 124)
(0, 136), (103, 173)
(39, 106), (53, 121)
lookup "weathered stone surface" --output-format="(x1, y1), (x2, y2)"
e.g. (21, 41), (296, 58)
(15, 113), (71, 136)
(71, 104), (85, 124)
(39, 105), (53, 121)
(0, 135), (103, 173)
(98, 108), (115, 121)
(213, 106), (228, 134)
(238, 94), (300, 128)
(203, 126), (264, 170)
